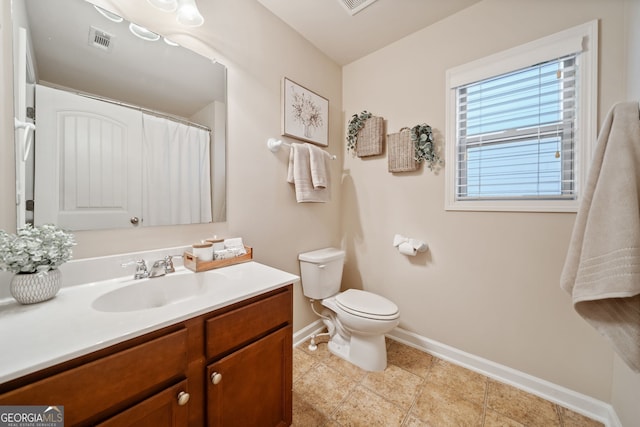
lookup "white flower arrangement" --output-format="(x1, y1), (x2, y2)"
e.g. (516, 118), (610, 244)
(0, 224), (75, 274)
(291, 90), (323, 132)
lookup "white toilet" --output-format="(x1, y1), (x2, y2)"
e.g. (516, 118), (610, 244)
(298, 247), (400, 371)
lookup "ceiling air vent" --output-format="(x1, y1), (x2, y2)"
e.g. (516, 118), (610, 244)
(338, 0), (379, 16)
(88, 26), (114, 52)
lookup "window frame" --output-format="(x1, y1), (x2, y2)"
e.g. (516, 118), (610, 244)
(445, 20), (598, 213)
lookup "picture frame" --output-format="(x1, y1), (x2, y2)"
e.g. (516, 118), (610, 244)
(281, 77), (329, 146)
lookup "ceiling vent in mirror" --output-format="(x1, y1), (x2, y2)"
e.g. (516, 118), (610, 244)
(88, 26), (114, 52)
(338, 0), (379, 15)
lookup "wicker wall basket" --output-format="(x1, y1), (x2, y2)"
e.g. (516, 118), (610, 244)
(356, 116), (385, 157)
(388, 128), (418, 172)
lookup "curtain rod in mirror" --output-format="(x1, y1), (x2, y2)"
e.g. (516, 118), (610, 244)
(79, 90), (211, 132)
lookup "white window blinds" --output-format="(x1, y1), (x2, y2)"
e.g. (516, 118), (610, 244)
(445, 20), (598, 212)
(454, 55), (578, 201)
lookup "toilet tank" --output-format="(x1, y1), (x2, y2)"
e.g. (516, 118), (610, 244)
(298, 248), (345, 299)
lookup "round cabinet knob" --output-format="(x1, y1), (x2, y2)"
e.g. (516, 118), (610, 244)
(177, 391), (190, 406)
(211, 372), (222, 385)
(130, 216), (139, 225)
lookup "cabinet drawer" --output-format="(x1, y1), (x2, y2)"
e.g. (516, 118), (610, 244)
(96, 380), (189, 427)
(206, 286), (292, 359)
(0, 328), (188, 426)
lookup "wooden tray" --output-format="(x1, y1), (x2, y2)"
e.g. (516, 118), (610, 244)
(183, 246), (253, 272)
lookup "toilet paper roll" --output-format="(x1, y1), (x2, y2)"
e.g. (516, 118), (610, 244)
(398, 242), (417, 256)
(393, 234), (407, 247)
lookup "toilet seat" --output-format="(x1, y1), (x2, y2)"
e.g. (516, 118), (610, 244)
(335, 289), (399, 320)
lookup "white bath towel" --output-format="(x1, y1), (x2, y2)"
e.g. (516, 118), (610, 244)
(287, 143), (330, 203)
(560, 102), (640, 373)
(309, 144), (329, 189)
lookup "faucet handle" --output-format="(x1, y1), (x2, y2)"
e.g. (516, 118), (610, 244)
(122, 259), (149, 279)
(163, 254), (182, 273)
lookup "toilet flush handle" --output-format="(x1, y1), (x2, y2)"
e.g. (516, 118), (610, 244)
(318, 264), (326, 269)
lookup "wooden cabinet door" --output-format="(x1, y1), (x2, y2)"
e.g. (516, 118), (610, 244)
(96, 380), (189, 427)
(207, 326), (292, 427)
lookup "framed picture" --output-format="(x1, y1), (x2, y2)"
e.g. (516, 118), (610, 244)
(281, 77), (329, 146)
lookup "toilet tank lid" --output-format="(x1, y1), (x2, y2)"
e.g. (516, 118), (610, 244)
(298, 248), (345, 263)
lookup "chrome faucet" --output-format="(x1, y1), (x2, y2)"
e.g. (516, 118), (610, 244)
(148, 255), (181, 278)
(121, 259), (149, 280)
(122, 255), (181, 279)
(149, 260), (168, 278)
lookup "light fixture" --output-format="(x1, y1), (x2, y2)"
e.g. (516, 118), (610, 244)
(176, 0), (204, 27)
(129, 23), (161, 42)
(93, 5), (123, 23)
(146, 0), (178, 12)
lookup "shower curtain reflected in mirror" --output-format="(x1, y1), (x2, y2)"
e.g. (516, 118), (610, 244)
(142, 114), (212, 227)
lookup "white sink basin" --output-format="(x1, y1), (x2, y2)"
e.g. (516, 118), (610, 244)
(92, 272), (220, 312)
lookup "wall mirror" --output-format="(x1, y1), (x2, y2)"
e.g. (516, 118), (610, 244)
(12, 0), (227, 231)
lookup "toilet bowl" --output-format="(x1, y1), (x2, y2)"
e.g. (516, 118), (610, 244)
(322, 290), (399, 371)
(298, 248), (400, 371)
(326, 289), (400, 334)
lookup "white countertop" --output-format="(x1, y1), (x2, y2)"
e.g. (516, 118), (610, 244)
(0, 261), (299, 384)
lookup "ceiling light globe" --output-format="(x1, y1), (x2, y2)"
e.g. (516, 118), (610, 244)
(147, 0), (178, 12)
(176, 0), (204, 27)
(129, 23), (161, 42)
(93, 5), (124, 23)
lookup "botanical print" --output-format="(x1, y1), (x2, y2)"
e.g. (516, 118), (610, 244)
(291, 90), (323, 138)
(282, 78), (329, 146)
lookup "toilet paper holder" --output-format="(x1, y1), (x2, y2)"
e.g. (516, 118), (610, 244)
(393, 234), (428, 256)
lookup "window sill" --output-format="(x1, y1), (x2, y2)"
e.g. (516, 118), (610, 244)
(445, 199), (579, 213)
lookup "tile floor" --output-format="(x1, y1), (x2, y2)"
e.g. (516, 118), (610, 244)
(292, 338), (604, 427)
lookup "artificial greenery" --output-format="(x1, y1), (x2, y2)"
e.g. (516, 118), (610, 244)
(410, 123), (441, 171)
(0, 224), (75, 274)
(346, 110), (372, 152)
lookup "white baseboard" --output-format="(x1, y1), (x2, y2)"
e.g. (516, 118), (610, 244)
(293, 319), (325, 347)
(293, 322), (620, 427)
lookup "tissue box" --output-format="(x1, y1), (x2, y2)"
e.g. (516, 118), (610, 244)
(183, 246), (253, 272)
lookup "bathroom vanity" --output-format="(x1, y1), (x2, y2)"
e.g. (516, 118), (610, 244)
(0, 261), (298, 426)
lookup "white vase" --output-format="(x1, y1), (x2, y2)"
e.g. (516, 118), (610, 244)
(303, 124), (313, 138)
(10, 269), (62, 304)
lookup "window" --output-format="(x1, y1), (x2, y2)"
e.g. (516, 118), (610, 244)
(445, 21), (598, 212)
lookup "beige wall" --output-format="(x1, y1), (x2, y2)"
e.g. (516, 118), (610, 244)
(0, 0), (342, 333)
(343, 0), (629, 401)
